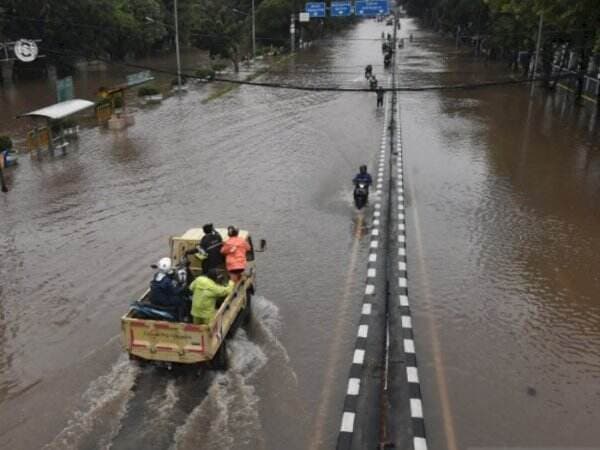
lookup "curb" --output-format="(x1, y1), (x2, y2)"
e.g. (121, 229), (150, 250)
(395, 96), (428, 450)
(336, 94), (391, 450)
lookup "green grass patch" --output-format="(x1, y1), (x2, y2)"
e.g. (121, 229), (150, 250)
(202, 83), (236, 103)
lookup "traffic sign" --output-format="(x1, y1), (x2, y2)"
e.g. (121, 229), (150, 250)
(14, 39), (38, 62)
(330, 2), (352, 17)
(305, 2), (326, 18)
(299, 12), (310, 22)
(355, 0), (389, 17)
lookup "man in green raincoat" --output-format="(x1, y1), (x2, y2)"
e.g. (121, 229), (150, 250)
(189, 269), (234, 325)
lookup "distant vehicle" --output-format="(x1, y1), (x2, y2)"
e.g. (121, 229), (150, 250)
(1, 150), (18, 167)
(386, 18), (393, 26)
(121, 227), (266, 371)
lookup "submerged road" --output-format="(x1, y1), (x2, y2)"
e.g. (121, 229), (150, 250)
(1, 16), (600, 450)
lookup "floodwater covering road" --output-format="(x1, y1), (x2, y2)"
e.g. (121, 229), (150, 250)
(0, 22), (385, 450)
(0, 16), (599, 450)
(397, 19), (600, 450)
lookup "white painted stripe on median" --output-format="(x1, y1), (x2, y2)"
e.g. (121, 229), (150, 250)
(410, 398), (423, 418)
(362, 303), (372, 315)
(399, 277), (407, 288)
(398, 235), (406, 243)
(367, 268), (376, 278)
(414, 437), (428, 450)
(399, 223), (405, 231)
(365, 284), (375, 295)
(402, 316), (412, 329)
(370, 241), (378, 249)
(358, 324), (369, 338)
(399, 295), (409, 306)
(404, 339), (415, 353)
(353, 349), (365, 365)
(399, 261), (407, 271)
(372, 228), (379, 236)
(374, 211), (380, 217)
(369, 253), (377, 262)
(347, 378), (360, 396)
(399, 248), (406, 256)
(407, 367), (419, 383)
(340, 412), (355, 432)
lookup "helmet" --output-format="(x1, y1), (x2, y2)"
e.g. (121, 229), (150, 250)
(157, 257), (172, 273)
(227, 225), (239, 237)
(203, 223), (214, 234)
(206, 268), (221, 282)
(359, 165), (367, 174)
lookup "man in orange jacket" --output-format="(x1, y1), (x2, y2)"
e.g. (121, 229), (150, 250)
(221, 225), (251, 282)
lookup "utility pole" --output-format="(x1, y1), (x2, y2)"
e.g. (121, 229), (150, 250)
(532, 12), (544, 81)
(174, 0), (182, 93)
(252, 0), (256, 60)
(290, 14), (295, 53)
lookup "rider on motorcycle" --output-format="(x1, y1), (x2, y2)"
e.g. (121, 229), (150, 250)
(369, 76), (378, 89)
(149, 257), (189, 320)
(353, 165), (373, 187)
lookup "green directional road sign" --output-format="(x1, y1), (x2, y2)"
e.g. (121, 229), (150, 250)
(56, 76), (74, 102)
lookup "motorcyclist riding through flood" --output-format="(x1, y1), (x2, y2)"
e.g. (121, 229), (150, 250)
(353, 165), (373, 209)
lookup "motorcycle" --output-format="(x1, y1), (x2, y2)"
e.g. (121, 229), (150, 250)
(354, 182), (369, 209)
(369, 78), (378, 90)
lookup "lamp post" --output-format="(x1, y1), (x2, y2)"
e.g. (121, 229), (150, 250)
(252, 0), (256, 61)
(146, 13), (181, 92)
(231, 7), (256, 62)
(174, 0), (182, 93)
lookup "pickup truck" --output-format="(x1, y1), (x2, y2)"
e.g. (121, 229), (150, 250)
(121, 227), (265, 370)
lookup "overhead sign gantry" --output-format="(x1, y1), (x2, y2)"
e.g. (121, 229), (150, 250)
(303, 0), (390, 18)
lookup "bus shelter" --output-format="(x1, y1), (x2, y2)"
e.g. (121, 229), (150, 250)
(18, 99), (94, 158)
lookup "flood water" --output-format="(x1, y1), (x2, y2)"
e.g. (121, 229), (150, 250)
(1, 17), (600, 450)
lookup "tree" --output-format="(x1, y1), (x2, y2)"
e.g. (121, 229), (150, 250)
(192, 0), (251, 72)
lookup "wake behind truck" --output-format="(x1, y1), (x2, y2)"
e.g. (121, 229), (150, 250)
(121, 227), (265, 370)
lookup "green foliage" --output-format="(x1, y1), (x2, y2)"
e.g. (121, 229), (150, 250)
(255, 0), (293, 45)
(211, 62), (227, 72)
(0, 136), (13, 151)
(191, 0), (250, 71)
(138, 86), (161, 96)
(195, 67), (216, 79)
(402, 0), (598, 63)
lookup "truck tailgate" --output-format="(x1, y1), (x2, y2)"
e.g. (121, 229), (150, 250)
(122, 316), (209, 364)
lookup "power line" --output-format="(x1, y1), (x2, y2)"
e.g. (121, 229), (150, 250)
(39, 45), (575, 93)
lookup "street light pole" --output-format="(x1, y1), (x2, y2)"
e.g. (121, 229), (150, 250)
(532, 12), (544, 81)
(174, 0), (182, 93)
(252, 0), (256, 61)
(290, 14), (295, 53)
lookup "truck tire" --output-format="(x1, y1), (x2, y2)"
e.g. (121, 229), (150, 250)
(243, 293), (252, 326)
(210, 339), (228, 371)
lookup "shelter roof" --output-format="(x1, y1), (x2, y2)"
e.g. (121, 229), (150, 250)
(19, 99), (94, 120)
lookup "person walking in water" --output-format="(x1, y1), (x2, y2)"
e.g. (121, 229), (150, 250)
(376, 86), (384, 108)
